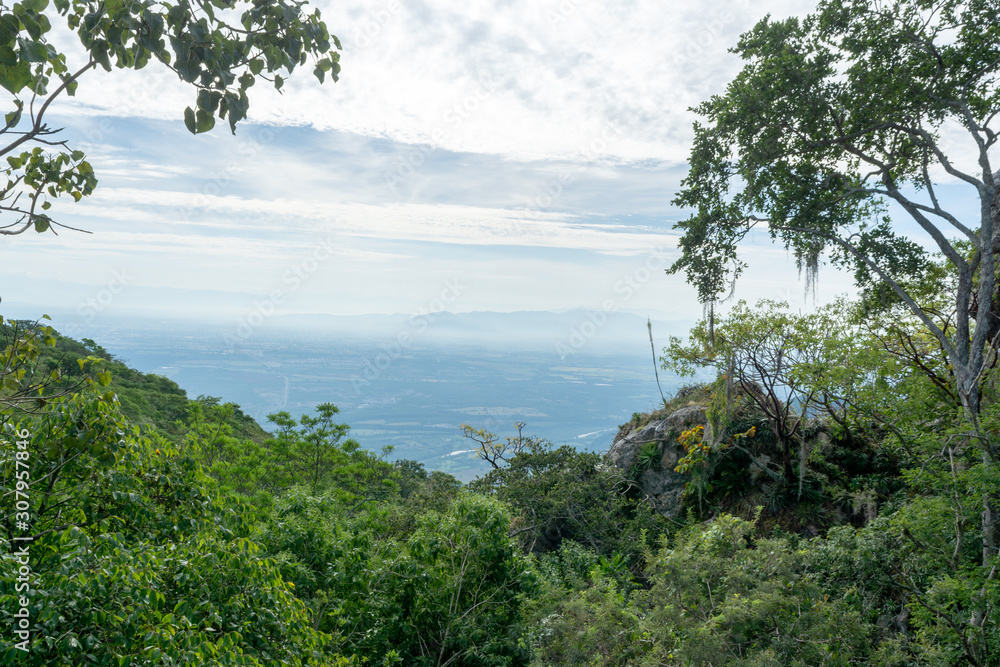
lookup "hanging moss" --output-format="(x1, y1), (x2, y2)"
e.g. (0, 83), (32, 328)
(797, 246), (821, 302)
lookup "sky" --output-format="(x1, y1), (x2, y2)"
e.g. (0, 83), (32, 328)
(1, 0), (872, 332)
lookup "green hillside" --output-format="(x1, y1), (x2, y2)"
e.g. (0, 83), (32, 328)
(4, 286), (1000, 665)
(3, 0), (1000, 663)
(32, 329), (268, 445)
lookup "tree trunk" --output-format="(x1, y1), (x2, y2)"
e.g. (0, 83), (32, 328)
(964, 169), (1000, 643)
(981, 172), (1000, 571)
(982, 494), (999, 570)
(780, 438), (795, 486)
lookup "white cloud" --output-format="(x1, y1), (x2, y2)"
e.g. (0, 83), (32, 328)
(57, 0), (818, 163)
(77, 187), (678, 255)
(3, 0), (864, 324)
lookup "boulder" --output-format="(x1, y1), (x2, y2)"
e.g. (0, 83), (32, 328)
(606, 405), (707, 517)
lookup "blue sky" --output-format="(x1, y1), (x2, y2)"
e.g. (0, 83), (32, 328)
(1, 0), (889, 328)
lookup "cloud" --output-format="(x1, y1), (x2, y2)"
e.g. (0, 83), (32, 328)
(3, 0), (865, 325)
(77, 186), (678, 255)
(54, 0), (819, 163)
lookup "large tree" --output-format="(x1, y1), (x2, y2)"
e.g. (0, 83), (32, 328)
(0, 0), (341, 235)
(670, 2), (1000, 658)
(670, 0), (998, 425)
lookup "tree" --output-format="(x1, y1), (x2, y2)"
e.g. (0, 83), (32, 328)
(460, 420), (542, 470)
(1, 316), (108, 414)
(669, 1), (1000, 657)
(665, 300), (826, 487)
(400, 494), (530, 667)
(184, 396), (273, 497)
(467, 426), (664, 558)
(636, 514), (873, 665)
(0, 0), (341, 235)
(670, 0), (998, 425)
(267, 403), (396, 501)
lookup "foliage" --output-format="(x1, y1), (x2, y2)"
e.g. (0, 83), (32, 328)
(665, 299), (838, 486)
(1, 0), (341, 235)
(528, 574), (647, 667)
(669, 0), (1000, 426)
(462, 420), (543, 470)
(635, 513), (874, 665)
(674, 424), (709, 475)
(635, 440), (661, 472)
(383, 459), (464, 535)
(264, 403), (397, 500)
(257, 489), (531, 667)
(0, 389), (351, 665)
(528, 513), (877, 666)
(395, 494), (531, 666)
(0, 317), (107, 416)
(184, 396), (274, 498)
(469, 433), (665, 559)
(14, 327), (265, 444)
(5, 296), (1000, 665)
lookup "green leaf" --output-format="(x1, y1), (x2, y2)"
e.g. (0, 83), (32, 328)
(22, 0), (50, 12)
(195, 108), (215, 133)
(183, 106), (197, 134)
(0, 14), (20, 46)
(92, 40), (112, 71)
(22, 39), (49, 63)
(19, 13), (41, 41)
(0, 59), (32, 93)
(35, 12), (50, 35)
(196, 88), (219, 113)
(0, 45), (16, 66)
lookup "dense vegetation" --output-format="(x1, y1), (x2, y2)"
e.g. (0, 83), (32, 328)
(2, 256), (1000, 665)
(2, 0), (999, 664)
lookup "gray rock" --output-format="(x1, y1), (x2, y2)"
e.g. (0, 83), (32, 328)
(606, 406), (708, 517)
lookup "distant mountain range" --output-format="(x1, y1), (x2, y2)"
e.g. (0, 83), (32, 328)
(6, 304), (696, 359)
(259, 309), (695, 354)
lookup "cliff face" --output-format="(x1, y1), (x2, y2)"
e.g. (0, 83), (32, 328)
(606, 406), (706, 517)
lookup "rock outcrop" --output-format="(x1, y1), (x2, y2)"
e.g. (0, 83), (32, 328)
(606, 405), (707, 517)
